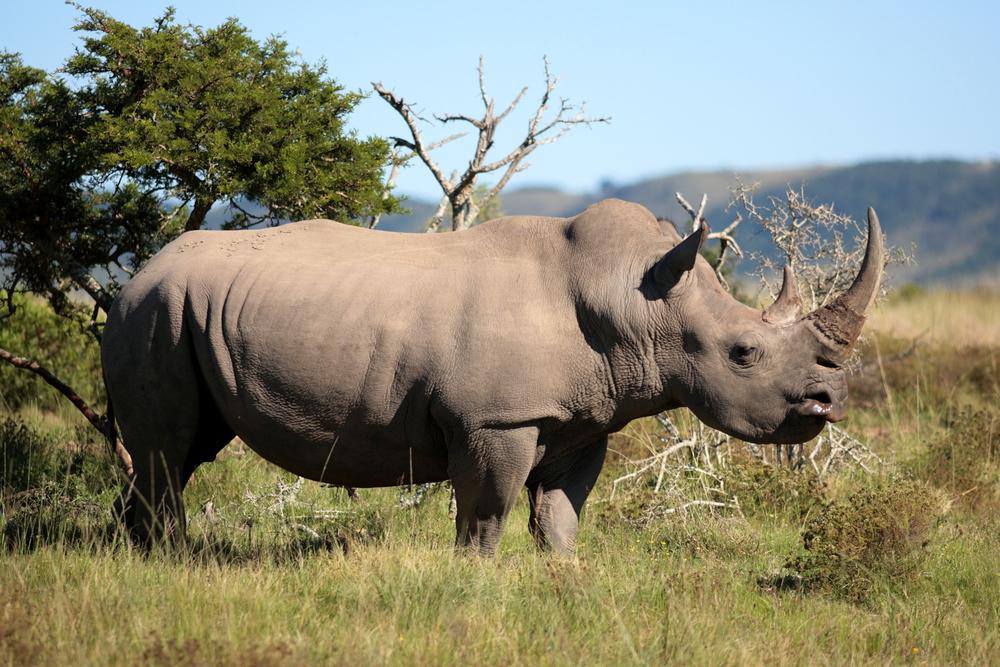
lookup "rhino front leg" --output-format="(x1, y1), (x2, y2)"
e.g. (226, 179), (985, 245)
(527, 437), (608, 555)
(449, 426), (537, 556)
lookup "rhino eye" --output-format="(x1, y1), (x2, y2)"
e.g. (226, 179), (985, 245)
(730, 343), (761, 366)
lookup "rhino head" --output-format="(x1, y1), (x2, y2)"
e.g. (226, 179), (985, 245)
(642, 207), (884, 444)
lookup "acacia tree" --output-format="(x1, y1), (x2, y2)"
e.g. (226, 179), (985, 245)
(0, 6), (398, 467)
(373, 57), (609, 231)
(0, 5), (397, 321)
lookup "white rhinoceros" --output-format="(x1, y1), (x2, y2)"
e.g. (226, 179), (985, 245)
(102, 199), (883, 554)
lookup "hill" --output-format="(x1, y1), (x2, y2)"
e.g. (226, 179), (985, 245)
(383, 159), (1000, 285)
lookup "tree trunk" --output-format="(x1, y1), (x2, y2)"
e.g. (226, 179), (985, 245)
(450, 191), (479, 231)
(185, 196), (214, 232)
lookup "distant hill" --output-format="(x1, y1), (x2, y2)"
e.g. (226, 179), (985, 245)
(382, 159), (1000, 285)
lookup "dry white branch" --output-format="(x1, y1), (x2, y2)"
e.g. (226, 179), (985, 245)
(674, 192), (744, 288)
(372, 83), (453, 194)
(369, 132), (467, 229)
(676, 192), (707, 233)
(374, 57), (609, 231)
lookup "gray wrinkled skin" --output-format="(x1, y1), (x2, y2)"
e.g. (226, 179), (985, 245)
(102, 199), (871, 555)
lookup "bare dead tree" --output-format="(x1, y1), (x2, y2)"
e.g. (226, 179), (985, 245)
(368, 133), (466, 229)
(373, 57), (610, 231)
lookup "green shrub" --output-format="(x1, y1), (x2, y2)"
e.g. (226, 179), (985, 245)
(0, 293), (104, 413)
(911, 409), (999, 513)
(723, 460), (826, 523)
(0, 417), (117, 496)
(2, 480), (114, 551)
(788, 476), (943, 603)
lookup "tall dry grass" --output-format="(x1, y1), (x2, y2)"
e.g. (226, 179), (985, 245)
(869, 287), (1000, 348)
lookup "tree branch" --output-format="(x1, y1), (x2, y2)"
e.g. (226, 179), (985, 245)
(372, 82), (453, 194)
(675, 192), (744, 289)
(184, 195), (213, 232)
(676, 192), (707, 233)
(369, 133), (467, 229)
(31, 237), (114, 313)
(0, 346), (133, 475)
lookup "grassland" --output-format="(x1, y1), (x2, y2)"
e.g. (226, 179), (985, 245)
(1, 289), (998, 666)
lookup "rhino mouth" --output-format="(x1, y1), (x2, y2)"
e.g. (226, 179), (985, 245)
(794, 390), (847, 423)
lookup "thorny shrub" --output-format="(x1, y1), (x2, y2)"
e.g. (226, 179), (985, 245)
(730, 184), (913, 311)
(0, 416), (116, 495)
(2, 479), (114, 551)
(787, 476), (944, 604)
(911, 409), (999, 513)
(721, 460), (826, 523)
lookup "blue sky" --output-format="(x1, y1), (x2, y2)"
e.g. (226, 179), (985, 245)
(2, 1), (998, 200)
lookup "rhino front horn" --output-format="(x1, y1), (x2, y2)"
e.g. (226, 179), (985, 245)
(762, 265), (802, 326)
(806, 207), (885, 350)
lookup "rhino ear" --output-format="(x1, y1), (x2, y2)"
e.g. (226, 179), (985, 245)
(654, 223), (708, 290)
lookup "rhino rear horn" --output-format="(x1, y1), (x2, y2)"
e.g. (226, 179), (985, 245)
(806, 207), (885, 351)
(654, 223), (708, 290)
(762, 265), (803, 326)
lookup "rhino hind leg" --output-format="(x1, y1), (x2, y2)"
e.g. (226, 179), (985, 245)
(115, 423), (190, 548)
(108, 325), (234, 549)
(449, 426), (537, 556)
(526, 437), (607, 555)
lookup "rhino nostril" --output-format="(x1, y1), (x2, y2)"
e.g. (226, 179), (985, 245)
(806, 390), (833, 405)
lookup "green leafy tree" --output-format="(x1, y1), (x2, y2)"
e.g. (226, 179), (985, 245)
(1, 5), (398, 319)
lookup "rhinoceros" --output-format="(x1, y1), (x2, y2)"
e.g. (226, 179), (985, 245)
(101, 199), (883, 554)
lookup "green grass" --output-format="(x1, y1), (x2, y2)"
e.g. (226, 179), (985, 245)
(2, 292), (1000, 665)
(1, 493), (996, 665)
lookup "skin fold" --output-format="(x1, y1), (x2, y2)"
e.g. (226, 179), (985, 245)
(102, 199), (882, 555)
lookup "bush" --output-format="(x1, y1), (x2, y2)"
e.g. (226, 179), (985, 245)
(0, 417), (117, 496)
(788, 476), (943, 603)
(2, 480), (114, 551)
(723, 460), (827, 523)
(0, 294), (104, 413)
(911, 409), (999, 513)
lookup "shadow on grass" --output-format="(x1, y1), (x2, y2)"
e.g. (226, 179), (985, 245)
(2, 481), (391, 571)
